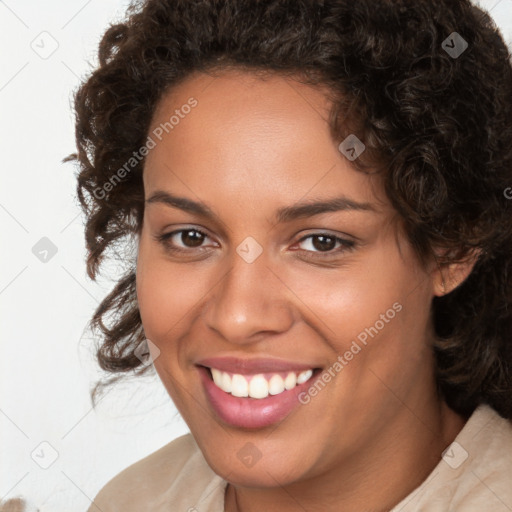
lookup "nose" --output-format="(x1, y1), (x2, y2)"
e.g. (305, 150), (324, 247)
(202, 249), (295, 344)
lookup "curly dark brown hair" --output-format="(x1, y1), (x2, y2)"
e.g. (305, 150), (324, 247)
(67, 0), (512, 418)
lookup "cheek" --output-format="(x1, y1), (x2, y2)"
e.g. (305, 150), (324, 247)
(283, 245), (430, 373)
(135, 240), (208, 343)
(280, 257), (405, 343)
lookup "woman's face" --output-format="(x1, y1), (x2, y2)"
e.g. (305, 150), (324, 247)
(136, 70), (441, 487)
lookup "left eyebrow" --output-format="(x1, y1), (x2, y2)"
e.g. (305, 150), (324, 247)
(274, 196), (377, 223)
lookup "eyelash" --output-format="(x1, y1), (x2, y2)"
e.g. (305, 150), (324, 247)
(154, 228), (356, 259)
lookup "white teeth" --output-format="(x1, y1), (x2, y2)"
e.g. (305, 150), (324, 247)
(268, 374), (285, 395)
(231, 374), (249, 397)
(209, 368), (315, 399)
(248, 374), (269, 399)
(297, 369), (313, 384)
(221, 372), (232, 393)
(284, 372), (297, 390)
(211, 368), (223, 387)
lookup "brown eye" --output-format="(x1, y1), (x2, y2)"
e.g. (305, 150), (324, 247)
(311, 235), (336, 252)
(156, 228), (214, 253)
(295, 233), (355, 257)
(180, 229), (205, 247)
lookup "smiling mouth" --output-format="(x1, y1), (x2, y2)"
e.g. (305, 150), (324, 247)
(196, 360), (325, 428)
(201, 366), (322, 399)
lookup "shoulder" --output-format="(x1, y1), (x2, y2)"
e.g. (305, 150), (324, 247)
(394, 404), (512, 512)
(88, 433), (225, 512)
(452, 405), (512, 508)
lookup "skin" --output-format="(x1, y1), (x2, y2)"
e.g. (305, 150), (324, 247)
(136, 69), (476, 512)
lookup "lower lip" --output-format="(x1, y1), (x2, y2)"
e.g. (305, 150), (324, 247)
(198, 366), (320, 429)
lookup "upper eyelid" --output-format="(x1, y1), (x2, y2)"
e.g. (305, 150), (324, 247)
(293, 234), (355, 253)
(164, 227), (216, 244)
(295, 232), (352, 243)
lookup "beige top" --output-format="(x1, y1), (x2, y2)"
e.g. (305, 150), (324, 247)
(89, 404), (512, 511)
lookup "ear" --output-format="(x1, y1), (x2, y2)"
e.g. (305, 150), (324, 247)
(432, 248), (482, 297)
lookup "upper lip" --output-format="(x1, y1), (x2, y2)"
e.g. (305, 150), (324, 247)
(196, 356), (321, 374)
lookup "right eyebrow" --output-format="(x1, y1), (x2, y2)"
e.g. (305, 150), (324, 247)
(146, 190), (218, 219)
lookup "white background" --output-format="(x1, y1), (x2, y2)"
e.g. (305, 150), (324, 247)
(1, 1), (511, 510)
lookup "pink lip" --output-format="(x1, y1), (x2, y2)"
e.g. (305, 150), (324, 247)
(197, 364), (321, 429)
(196, 356), (318, 374)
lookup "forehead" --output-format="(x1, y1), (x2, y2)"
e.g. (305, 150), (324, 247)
(148, 69), (334, 160)
(144, 69), (387, 211)
(152, 68), (332, 126)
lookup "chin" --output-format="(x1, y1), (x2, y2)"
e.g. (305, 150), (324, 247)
(198, 436), (315, 488)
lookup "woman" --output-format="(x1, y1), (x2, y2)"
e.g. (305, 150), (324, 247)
(70, 0), (512, 510)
